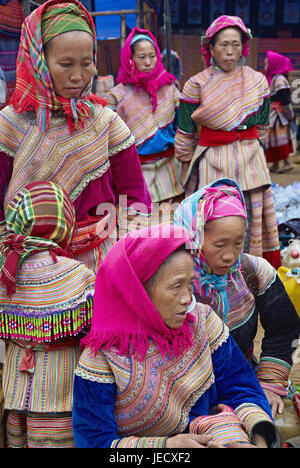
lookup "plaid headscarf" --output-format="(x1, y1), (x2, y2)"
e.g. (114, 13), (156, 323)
(173, 179), (247, 323)
(0, 181), (75, 297)
(201, 15), (252, 67)
(10, 0), (105, 134)
(42, 3), (92, 44)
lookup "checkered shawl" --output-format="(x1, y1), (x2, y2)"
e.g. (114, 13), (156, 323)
(201, 15), (252, 66)
(42, 3), (92, 44)
(0, 181), (75, 297)
(9, 0), (104, 133)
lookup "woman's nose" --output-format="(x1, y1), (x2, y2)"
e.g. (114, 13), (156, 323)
(70, 68), (82, 81)
(222, 250), (235, 263)
(180, 289), (192, 305)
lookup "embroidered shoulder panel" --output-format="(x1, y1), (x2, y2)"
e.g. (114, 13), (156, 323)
(75, 346), (115, 384)
(106, 84), (178, 147)
(3, 105), (134, 211)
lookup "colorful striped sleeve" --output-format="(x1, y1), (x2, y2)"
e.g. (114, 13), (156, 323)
(234, 403), (279, 447)
(111, 436), (167, 448)
(256, 357), (291, 397)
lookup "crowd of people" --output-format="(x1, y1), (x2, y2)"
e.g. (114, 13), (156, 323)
(0, 0), (299, 449)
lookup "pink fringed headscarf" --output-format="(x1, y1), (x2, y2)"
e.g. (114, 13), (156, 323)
(81, 224), (195, 361)
(203, 187), (247, 222)
(201, 15), (252, 67)
(116, 26), (176, 112)
(265, 50), (294, 86)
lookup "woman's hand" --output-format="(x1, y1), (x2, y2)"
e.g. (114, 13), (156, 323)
(263, 389), (284, 418)
(166, 434), (217, 448)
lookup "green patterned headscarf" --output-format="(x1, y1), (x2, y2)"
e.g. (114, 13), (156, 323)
(42, 3), (93, 44)
(10, 0), (102, 134)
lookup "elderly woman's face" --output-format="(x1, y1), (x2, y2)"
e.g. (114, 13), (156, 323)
(209, 27), (243, 72)
(202, 216), (246, 275)
(45, 30), (95, 99)
(145, 250), (195, 330)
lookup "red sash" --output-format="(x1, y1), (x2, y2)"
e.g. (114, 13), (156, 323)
(198, 126), (259, 147)
(271, 101), (283, 113)
(70, 214), (112, 255)
(139, 145), (174, 164)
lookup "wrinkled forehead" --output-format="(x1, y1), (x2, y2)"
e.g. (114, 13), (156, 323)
(212, 27), (243, 43)
(204, 216), (246, 236)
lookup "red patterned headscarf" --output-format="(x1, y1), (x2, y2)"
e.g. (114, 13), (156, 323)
(0, 181), (75, 297)
(10, 0), (105, 133)
(201, 15), (252, 67)
(116, 26), (176, 112)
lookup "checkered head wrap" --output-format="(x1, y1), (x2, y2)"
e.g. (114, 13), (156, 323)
(9, 0), (104, 134)
(0, 181), (75, 297)
(201, 15), (252, 66)
(42, 2), (92, 44)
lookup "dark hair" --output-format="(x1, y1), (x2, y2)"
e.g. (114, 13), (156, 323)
(210, 26), (244, 47)
(143, 245), (188, 294)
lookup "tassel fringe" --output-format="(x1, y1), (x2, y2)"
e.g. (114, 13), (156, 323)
(0, 297), (93, 343)
(81, 314), (195, 361)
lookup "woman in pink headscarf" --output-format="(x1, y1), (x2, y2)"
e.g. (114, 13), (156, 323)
(264, 50), (295, 173)
(105, 27), (184, 204)
(72, 224), (280, 448)
(175, 15), (281, 270)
